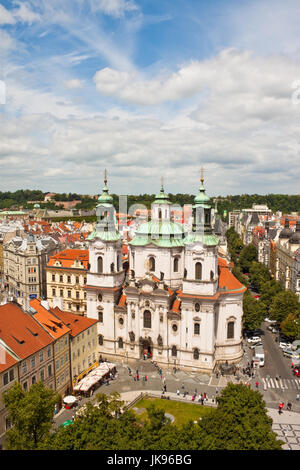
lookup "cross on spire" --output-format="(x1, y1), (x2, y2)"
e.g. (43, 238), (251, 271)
(160, 175), (164, 191)
(104, 168), (108, 185)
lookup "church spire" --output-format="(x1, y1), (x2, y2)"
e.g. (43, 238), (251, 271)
(98, 168), (113, 204)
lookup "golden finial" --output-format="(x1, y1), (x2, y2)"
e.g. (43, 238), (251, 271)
(200, 167), (204, 185)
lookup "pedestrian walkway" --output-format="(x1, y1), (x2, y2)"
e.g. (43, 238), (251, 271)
(262, 377), (300, 390)
(267, 408), (300, 450)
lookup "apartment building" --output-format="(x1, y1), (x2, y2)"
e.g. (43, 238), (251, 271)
(275, 220), (300, 292)
(50, 306), (98, 386)
(29, 298), (72, 397)
(0, 349), (19, 446)
(46, 249), (88, 316)
(3, 233), (58, 309)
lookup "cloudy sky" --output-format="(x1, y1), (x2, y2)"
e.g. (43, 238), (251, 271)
(1, 0), (300, 196)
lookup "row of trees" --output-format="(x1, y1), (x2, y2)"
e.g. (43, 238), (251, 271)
(3, 382), (282, 450)
(226, 227), (300, 337)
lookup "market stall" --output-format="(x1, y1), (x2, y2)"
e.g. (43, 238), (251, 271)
(73, 363), (116, 396)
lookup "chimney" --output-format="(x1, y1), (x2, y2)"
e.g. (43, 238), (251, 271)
(41, 299), (50, 310)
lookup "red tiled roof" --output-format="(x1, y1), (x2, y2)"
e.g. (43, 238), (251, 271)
(117, 293), (127, 308)
(50, 307), (97, 338)
(0, 349), (18, 373)
(218, 258), (246, 292)
(47, 249), (89, 269)
(29, 298), (70, 339)
(0, 303), (53, 360)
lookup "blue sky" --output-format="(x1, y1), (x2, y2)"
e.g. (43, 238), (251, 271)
(1, 0), (300, 196)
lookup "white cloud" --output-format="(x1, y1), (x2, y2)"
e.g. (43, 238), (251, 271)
(0, 5), (16, 24)
(64, 79), (83, 89)
(0, 30), (17, 53)
(12, 1), (41, 24)
(90, 0), (138, 17)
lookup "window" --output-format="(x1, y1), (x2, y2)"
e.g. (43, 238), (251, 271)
(172, 323), (178, 332)
(47, 347), (51, 358)
(48, 364), (52, 377)
(60, 275), (63, 282)
(194, 323), (200, 335)
(173, 258), (179, 272)
(40, 369), (45, 381)
(98, 293), (102, 302)
(32, 376), (36, 385)
(117, 255), (120, 272)
(195, 303), (200, 312)
(119, 317), (124, 326)
(39, 351), (43, 363)
(56, 360), (60, 370)
(30, 356), (35, 369)
(210, 270), (214, 281)
(76, 291), (79, 299)
(171, 345), (177, 357)
(118, 337), (124, 349)
(195, 262), (202, 280)
(60, 289), (63, 297)
(68, 290), (71, 298)
(98, 311), (103, 322)
(97, 257), (103, 273)
(227, 321), (235, 339)
(110, 263), (115, 273)
(149, 257), (155, 272)
(143, 310), (151, 329)
(98, 335), (103, 346)
(3, 372), (8, 386)
(193, 348), (199, 360)
(67, 276), (71, 283)
(9, 369), (14, 381)
(52, 274), (55, 282)
(23, 382), (28, 391)
(76, 276), (79, 284)
(52, 288), (56, 296)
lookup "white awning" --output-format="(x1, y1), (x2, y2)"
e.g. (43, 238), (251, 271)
(74, 363), (116, 391)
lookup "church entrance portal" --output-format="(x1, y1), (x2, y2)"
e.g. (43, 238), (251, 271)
(139, 337), (153, 359)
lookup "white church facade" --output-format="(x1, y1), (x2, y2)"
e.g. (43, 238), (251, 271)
(85, 174), (246, 372)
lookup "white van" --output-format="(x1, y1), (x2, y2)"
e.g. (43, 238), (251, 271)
(254, 345), (265, 367)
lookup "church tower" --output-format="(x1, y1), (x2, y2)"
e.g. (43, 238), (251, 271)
(86, 170), (125, 355)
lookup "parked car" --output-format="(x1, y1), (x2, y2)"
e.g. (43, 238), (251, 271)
(247, 336), (261, 343)
(264, 317), (276, 323)
(250, 342), (263, 349)
(283, 348), (300, 359)
(279, 342), (293, 350)
(293, 367), (300, 377)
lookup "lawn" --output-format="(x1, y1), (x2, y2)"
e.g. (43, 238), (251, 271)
(132, 397), (215, 427)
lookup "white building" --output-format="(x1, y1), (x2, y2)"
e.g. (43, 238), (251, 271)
(86, 176), (246, 372)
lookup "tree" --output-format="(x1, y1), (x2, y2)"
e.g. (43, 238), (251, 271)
(239, 244), (258, 273)
(197, 383), (283, 450)
(258, 280), (283, 314)
(243, 291), (265, 331)
(3, 381), (60, 450)
(269, 290), (300, 323)
(249, 261), (271, 292)
(280, 314), (300, 339)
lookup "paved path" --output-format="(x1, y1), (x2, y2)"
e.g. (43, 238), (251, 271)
(53, 356), (300, 450)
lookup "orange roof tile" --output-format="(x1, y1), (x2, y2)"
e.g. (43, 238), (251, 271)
(117, 293), (127, 308)
(29, 298), (70, 339)
(218, 258), (246, 292)
(47, 249), (89, 269)
(50, 307), (97, 338)
(0, 349), (18, 373)
(0, 303), (53, 360)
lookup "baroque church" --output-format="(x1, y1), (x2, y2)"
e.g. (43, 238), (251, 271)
(86, 174), (246, 372)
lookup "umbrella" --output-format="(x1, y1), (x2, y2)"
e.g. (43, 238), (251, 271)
(63, 396), (77, 404)
(60, 420), (73, 427)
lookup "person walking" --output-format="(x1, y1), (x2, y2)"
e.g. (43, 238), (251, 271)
(255, 381), (259, 388)
(287, 402), (292, 411)
(177, 389), (180, 396)
(296, 394), (300, 402)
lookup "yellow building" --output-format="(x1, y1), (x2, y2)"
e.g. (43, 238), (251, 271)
(46, 249), (88, 316)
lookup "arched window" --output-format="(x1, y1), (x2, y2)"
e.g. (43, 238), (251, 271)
(97, 256), (103, 273)
(98, 311), (103, 322)
(158, 209), (162, 220)
(171, 345), (177, 357)
(174, 257), (179, 272)
(227, 321), (234, 339)
(149, 257), (155, 272)
(117, 255), (120, 272)
(194, 323), (200, 335)
(118, 337), (124, 349)
(210, 270), (214, 281)
(110, 262), (115, 273)
(98, 335), (103, 346)
(195, 262), (202, 280)
(184, 268), (187, 279)
(193, 348), (199, 360)
(143, 310), (151, 329)
(194, 303), (200, 312)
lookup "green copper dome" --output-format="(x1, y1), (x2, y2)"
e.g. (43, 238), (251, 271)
(129, 220), (186, 247)
(193, 182), (211, 208)
(154, 182), (172, 205)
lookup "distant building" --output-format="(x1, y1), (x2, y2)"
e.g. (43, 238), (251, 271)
(46, 249), (89, 315)
(3, 233), (58, 309)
